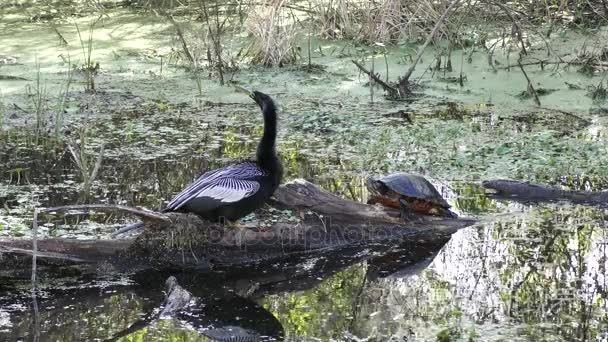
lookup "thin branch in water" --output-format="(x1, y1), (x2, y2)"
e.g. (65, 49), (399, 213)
(517, 54), (541, 106)
(370, 54), (375, 103)
(489, 1), (528, 55)
(165, 13), (195, 65)
(401, 0), (464, 84)
(351, 59), (398, 95)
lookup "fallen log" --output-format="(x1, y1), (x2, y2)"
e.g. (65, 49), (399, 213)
(0, 179), (476, 274)
(483, 179), (608, 207)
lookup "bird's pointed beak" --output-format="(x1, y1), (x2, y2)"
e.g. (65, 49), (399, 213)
(234, 85), (254, 99)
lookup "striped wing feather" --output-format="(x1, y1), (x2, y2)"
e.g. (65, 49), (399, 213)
(166, 162), (266, 211)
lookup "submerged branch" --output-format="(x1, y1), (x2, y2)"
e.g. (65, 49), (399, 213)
(537, 107), (592, 126)
(351, 60), (399, 96)
(517, 55), (541, 106)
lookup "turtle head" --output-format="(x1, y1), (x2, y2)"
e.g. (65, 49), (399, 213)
(365, 177), (386, 196)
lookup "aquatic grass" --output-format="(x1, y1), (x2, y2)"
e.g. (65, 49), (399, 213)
(75, 17), (100, 93)
(290, 113), (608, 184)
(587, 73), (607, 102)
(0, 101), (4, 132)
(67, 127), (105, 203)
(246, 0), (299, 67)
(198, 0), (229, 85)
(55, 53), (74, 142)
(25, 60), (48, 145)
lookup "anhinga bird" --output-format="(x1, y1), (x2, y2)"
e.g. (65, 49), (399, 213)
(112, 88), (283, 236)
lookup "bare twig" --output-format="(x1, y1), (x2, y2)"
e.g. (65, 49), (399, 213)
(199, 0), (227, 84)
(499, 59), (608, 70)
(370, 55), (375, 103)
(546, 0), (567, 38)
(50, 23), (68, 46)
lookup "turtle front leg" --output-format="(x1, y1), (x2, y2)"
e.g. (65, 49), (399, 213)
(398, 199), (419, 221)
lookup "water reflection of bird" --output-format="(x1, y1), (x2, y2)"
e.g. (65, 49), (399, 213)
(112, 89), (282, 236)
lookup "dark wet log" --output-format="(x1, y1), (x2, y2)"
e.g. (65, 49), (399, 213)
(0, 179), (475, 273)
(483, 179), (608, 206)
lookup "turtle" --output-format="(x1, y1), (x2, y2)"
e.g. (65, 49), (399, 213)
(366, 172), (457, 219)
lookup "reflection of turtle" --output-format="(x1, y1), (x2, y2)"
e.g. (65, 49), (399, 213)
(366, 173), (456, 219)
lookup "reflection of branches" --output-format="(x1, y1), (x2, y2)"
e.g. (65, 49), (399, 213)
(105, 276), (193, 342)
(507, 265), (537, 317)
(348, 264), (370, 331)
(31, 290), (40, 342)
(507, 221), (565, 318)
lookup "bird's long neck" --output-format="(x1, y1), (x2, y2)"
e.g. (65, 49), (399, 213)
(256, 102), (281, 174)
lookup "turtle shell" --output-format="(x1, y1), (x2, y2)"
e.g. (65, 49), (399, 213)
(369, 172), (450, 209)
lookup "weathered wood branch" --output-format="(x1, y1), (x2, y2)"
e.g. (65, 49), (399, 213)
(36, 204), (170, 222)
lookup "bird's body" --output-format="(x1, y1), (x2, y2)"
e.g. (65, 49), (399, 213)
(166, 161), (280, 222)
(112, 90), (282, 236)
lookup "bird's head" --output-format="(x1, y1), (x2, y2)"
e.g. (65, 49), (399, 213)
(250, 90), (275, 112)
(234, 86), (276, 114)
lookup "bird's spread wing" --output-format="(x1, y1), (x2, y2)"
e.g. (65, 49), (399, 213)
(165, 162), (266, 211)
(195, 178), (260, 203)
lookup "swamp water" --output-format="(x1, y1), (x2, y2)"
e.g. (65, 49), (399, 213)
(1, 5), (608, 341)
